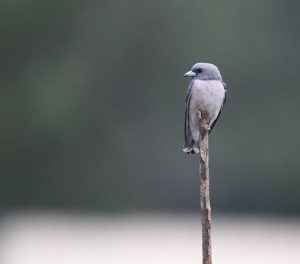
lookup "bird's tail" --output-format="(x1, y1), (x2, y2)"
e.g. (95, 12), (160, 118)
(183, 140), (199, 155)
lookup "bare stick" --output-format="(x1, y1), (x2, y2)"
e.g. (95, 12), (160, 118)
(199, 112), (212, 264)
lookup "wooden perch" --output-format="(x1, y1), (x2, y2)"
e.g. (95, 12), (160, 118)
(199, 112), (212, 264)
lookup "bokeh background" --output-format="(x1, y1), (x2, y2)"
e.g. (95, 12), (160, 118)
(1, 0), (300, 263)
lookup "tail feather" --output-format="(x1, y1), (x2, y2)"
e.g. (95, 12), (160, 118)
(183, 141), (199, 155)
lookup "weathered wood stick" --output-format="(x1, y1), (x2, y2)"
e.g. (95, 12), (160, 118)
(199, 112), (212, 264)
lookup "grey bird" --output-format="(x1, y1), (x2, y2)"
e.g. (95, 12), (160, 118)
(183, 62), (227, 154)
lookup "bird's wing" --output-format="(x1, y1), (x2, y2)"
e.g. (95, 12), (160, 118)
(209, 82), (227, 134)
(184, 82), (194, 147)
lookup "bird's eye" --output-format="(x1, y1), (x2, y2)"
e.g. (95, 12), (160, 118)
(193, 68), (202, 74)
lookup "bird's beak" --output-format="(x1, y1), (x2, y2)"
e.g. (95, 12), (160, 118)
(184, 71), (196, 77)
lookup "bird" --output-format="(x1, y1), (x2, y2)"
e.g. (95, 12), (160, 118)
(183, 62), (227, 155)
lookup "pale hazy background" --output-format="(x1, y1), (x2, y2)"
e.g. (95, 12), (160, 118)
(1, 0), (300, 263)
(1, 213), (300, 264)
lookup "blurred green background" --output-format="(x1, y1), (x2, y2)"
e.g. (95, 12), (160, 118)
(1, 0), (300, 213)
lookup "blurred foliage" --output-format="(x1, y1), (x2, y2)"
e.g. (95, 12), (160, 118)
(1, 0), (300, 213)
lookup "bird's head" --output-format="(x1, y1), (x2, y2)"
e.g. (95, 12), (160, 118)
(184, 63), (222, 81)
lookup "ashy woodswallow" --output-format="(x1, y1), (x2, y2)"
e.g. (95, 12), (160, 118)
(183, 63), (227, 154)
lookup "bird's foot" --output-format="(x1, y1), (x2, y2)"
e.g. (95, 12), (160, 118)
(197, 111), (201, 119)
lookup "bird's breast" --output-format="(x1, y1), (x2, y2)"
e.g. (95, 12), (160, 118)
(190, 80), (225, 115)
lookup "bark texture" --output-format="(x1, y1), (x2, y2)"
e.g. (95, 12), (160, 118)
(199, 112), (212, 264)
